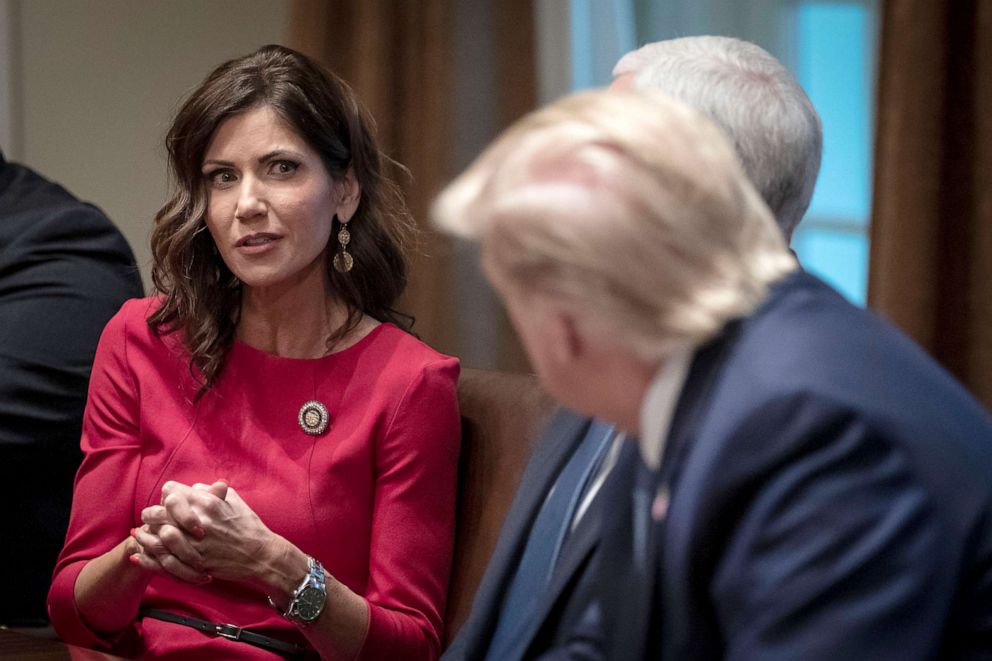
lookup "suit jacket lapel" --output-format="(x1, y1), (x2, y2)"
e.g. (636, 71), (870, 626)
(519, 475), (606, 653)
(606, 328), (739, 659)
(658, 327), (736, 500)
(650, 324), (740, 659)
(600, 442), (646, 659)
(614, 458), (664, 659)
(457, 409), (591, 656)
(547, 489), (603, 596)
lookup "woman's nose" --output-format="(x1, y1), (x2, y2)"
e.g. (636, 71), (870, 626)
(234, 178), (266, 221)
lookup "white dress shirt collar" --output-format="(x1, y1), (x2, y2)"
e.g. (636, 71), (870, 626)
(638, 346), (694, 470)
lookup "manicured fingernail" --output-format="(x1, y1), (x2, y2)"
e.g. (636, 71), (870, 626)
(202, 575), (213, 584)
(128, 554), (141, 566)
(192, 526), (205, 539)
(130, 528), (136, 538)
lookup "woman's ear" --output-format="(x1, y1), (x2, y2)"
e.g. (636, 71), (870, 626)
(335, 168), (361, 222)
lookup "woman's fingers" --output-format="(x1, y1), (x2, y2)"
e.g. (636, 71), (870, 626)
(128, 549), (164, 573)
(208, 480), (229, 500)
(224, 486), (246, 505)
(132, 526), (210, 583)
(193, 480), (229, 501)
(159, 524), (208, 571)
(157, 553), (212, 584)
(128, 479), (240, 586)
(130, 526), (211, 583)
(140, 505), (171, 528)
(130, 550), (211, 584)
(159, 482), (206, 539)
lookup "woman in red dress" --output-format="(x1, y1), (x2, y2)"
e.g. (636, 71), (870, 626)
(48, 45), (460, 660)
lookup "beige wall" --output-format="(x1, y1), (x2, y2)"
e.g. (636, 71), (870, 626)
(7, 0), (291, 290)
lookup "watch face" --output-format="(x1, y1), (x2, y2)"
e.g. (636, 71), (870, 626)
(294, 586), (325, 622)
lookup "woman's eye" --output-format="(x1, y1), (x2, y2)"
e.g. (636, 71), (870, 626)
(269, 160), (299, 176)
(206, 170), (237, 187)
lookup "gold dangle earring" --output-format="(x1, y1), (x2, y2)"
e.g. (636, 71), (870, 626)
(333, 215), (353, 273)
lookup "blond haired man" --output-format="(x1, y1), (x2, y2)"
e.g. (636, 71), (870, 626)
(443, 37), (824, 661)
(433, 90), (992, 659)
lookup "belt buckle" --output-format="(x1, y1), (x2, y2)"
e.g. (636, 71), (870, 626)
(215, 623), (242, 641)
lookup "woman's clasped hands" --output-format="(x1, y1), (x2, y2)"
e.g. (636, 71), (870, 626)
(132, 480), (287, 594)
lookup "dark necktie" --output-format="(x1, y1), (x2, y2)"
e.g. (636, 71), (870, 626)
(483, 420), (614, 661)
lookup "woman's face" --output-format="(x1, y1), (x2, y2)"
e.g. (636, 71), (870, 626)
(201, 104), (359, 293)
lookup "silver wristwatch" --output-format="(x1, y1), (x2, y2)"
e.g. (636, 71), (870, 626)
(272, 555), (327, 625)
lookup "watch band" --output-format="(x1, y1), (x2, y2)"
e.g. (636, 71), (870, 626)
(269, 555), (327, 624)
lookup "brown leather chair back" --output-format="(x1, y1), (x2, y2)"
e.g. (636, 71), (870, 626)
(443, 367), (556, 644)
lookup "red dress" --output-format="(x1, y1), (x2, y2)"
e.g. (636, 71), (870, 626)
(48, 298), (461, 659)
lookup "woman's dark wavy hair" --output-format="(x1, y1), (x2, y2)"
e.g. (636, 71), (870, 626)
(149, 44), (415, 395)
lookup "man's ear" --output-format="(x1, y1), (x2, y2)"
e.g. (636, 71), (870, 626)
(335, 168), (361, 222)
(549, 306), (586, 364)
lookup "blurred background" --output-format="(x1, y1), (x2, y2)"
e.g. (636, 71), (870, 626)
(2, 0), (989, 407)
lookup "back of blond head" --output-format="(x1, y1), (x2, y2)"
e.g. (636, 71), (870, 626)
(433, 89), (795, 361)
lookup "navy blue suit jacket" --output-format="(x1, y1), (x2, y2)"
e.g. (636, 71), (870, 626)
(444, 409), (608, 659)
(596, 270), (992, 659)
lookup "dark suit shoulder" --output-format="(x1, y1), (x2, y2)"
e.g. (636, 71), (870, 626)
(692, 276), (992, 553)
(659, 272), (992, 658)
(669, 389), (992, 658)
(711, 272), (992, 463)
(0, 161), (143, 445)
(0, 160), (139, 270)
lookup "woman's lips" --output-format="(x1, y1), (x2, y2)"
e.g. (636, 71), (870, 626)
(235, 233), (280, 254)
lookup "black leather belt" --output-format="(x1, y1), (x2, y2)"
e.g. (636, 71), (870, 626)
(141, 608), (308, 658)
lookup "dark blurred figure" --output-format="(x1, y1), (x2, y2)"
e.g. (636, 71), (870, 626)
(0, 149), (142, 624)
